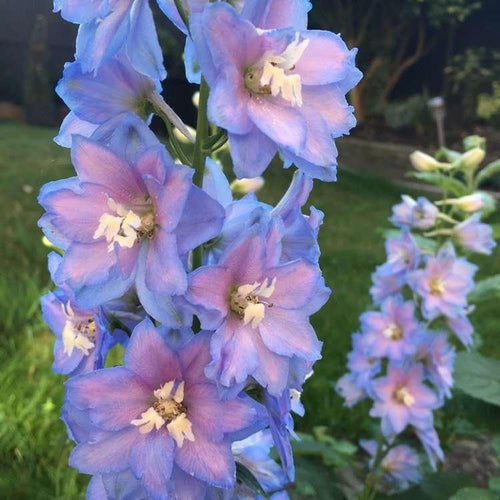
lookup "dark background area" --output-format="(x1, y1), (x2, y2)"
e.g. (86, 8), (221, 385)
(1, 0), (499, 130)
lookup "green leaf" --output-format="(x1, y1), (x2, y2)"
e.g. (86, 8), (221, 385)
(381, 472), (475, 500)
(454, 352), (500, 406)
(476, 160), (500, 186)
(489, 477), (500, 494)
(491, 436), (500, 457)
(491, 224), (500, 240)
(407, 171), (468, 197)
(469, 275), (500, 303)
(235, 462), (266, 497)
(450, 487), (497, 500)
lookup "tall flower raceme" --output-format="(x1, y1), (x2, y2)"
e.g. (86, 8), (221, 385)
(336, 136), (499, 498)
(42, 0), (361, 497)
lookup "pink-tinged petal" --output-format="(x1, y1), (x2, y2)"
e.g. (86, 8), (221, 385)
(247, 97), (306, 154)
(145, 230), (187, 296)
(66, 367), (151, 430)
(219, 227), (266, 285)
(56, 241), (116, 289)
(69, 426), (138, 474)
(171, 465), (208, 498)
(53, 339), (85, 375)
(134, 145), (168, 186)
(202, 2), (263, 72)
(187, 267), (232, 326)
(229, 128), (277, 179)
(267, 260), (321, 309)
(209, 67), (253, 134)
(174, 432), (235, 489)
(259, 307), (322, 361)
(115, 243), (140, 278)
(130, 431), (175, 499)
(125, 318), (182, 387)
(208, 318), (260, 388)
(43, 183), (109, 243)
(178, 332), (213, 385)
(175, 185), (225, 255)
(142, 160), (192, 233)
(185, 384), (262, 443)
(294, 105), (337, 166)
(55, 111), (98, 148)
(242, 0), (310, 30)
(388, 404), (409, 434)
(295, 30), (353, 85)
(71, 136), (144, 203)
(252, 332), (289, 396)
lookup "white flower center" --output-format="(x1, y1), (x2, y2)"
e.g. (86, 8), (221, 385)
(245, 33), (309, 107)
(229, 278), (276, 328)
(61, 302), (96, 357)
(394, 386), (415, 407)
(130, 380), (195, 448)
(382, 322), (403, 340)
(93, 197), (155, 252)
(429, 276), (446, 296)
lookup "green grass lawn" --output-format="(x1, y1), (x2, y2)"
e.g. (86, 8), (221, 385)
(1, 122), (499, 498)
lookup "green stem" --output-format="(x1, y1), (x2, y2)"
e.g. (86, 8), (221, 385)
(360, 434), (385, 500)
(191, 78), (210, 272)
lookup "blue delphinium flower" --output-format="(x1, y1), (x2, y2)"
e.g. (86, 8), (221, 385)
(187, 226), (329, 395)
(453, 213), (496, 255)
(413, 331), (455, 399)
(360, 440), (421, 490)
(38, 133), (224, 325)
(65, 319), (267, 498)
(369, 363), (440, 437)
(409, 243), (477, 320)
(203, 164), (323, 266)
(55, 0), (166, 81)
(390, 195), (439, 230)
(360, 296), (419, 362)
(190, 2), (361, 181)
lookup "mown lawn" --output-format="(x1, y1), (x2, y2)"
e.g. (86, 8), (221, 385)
(1, 122), (499, 498)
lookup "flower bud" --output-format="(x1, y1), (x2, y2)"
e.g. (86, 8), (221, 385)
(461, 148), (485, 171)
(173, 125), (197, 144)
(230, 177), (265, 195)
(439, 193), (485, 212)
(192, 91), (200, 108)
(409, 151), (448, 172)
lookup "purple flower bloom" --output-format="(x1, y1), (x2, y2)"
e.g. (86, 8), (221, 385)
(335, 373), (366, 408)
(66, 320), (267, 498)
(409, 243), (477, 320)
(360, 440), (421, 489)
(263, 390), (296, 482)
(361, 296), (419, 362)
(187, 227), (329, 395)
(391, 196), (438, 230)
(232, 430), (289, 496)
(414, 332), (455, 398)
(370, 266), (406, 304)
(41, 289), (113, 377)
(191, 2), (361, 181)
(415, 426), (444, 470)
(454, 213), (496, 255)
(38, 134), (224, 326)
(370, 363), (440, 437)
(447, 313), (474, 349)
(66, 0), (166, 81)
(381, 230), (420, 276)
(203, 167), (323, 266)
(55, 58), (157, 147)
(347, 333), (381, 390)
